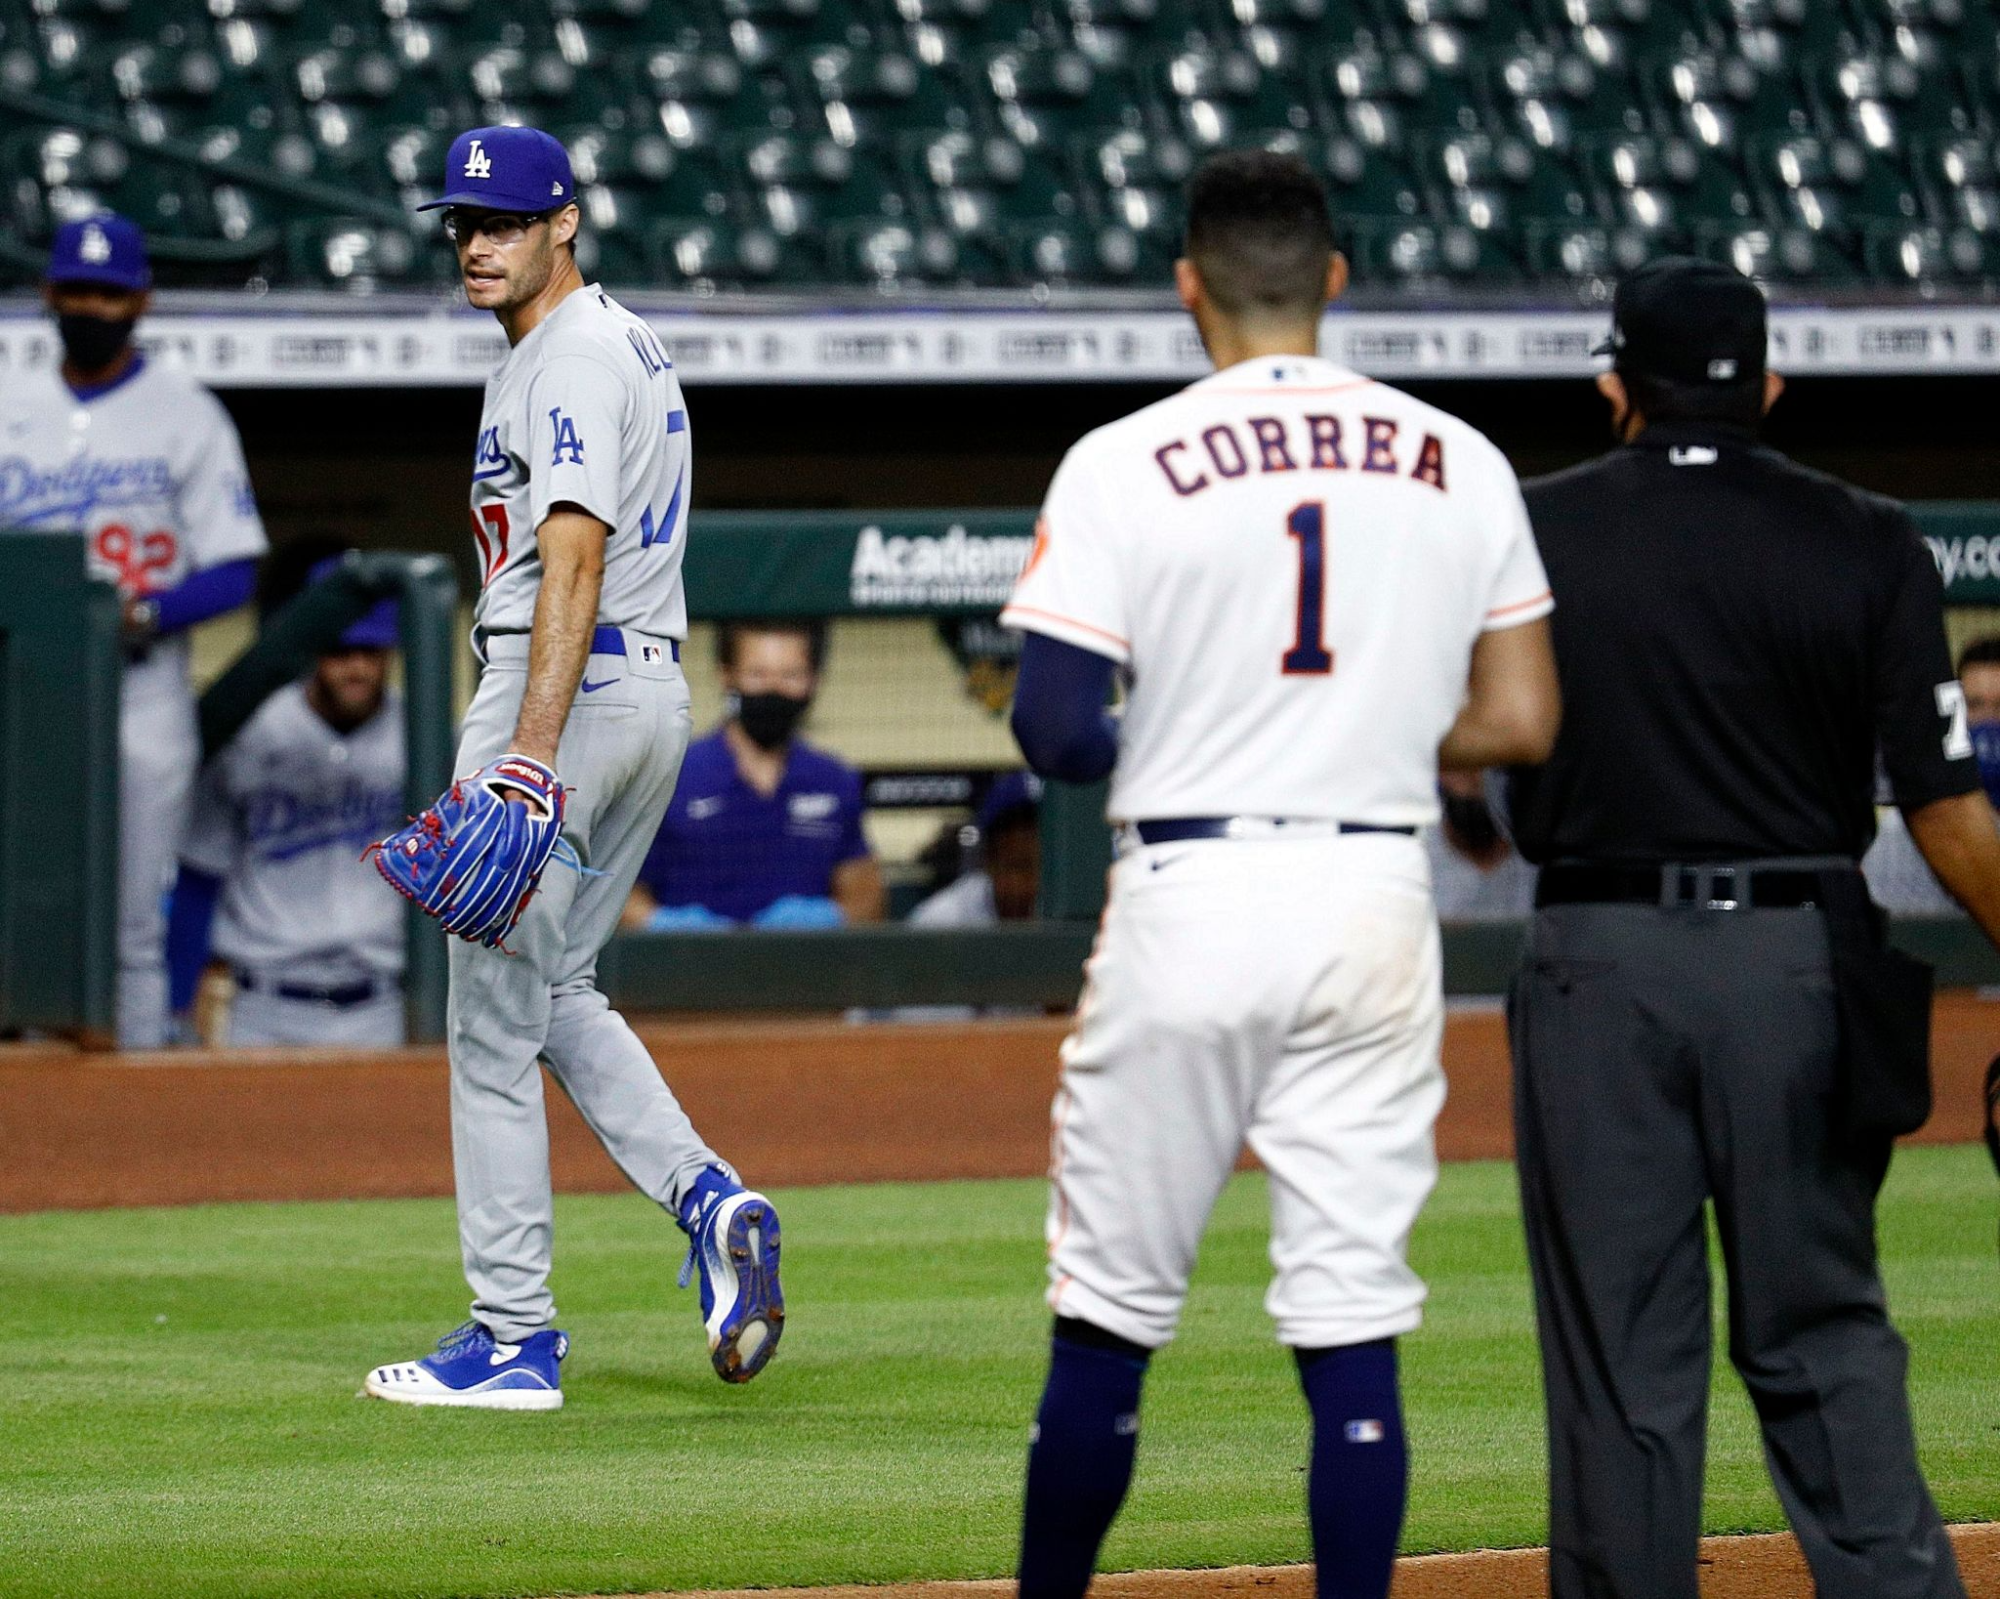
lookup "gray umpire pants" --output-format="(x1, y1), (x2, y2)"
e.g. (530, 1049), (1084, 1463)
(1510, 899), (1964, 1599)
(448, 631), (723, 1343)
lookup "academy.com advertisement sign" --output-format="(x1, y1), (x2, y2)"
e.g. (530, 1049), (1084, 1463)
(683, 510), (1037, 618)
(847, 523), (1035, 610)
(1913, 504), (2000, 604)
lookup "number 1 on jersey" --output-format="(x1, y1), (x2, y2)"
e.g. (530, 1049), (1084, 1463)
(1282, 501), (1333, 675)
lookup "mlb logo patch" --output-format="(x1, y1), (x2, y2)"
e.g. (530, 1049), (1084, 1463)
(640, 643), (664, 665)
(1344, 1419), (1386, 1444)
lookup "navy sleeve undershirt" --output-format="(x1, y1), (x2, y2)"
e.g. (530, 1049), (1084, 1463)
(153, 556), (258, 636)
(166, 866), (222, 1014)
(1011, 632), (1120, 784)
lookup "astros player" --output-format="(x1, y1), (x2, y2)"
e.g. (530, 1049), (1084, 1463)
(168, 585), (408, 1047)
(1000, 150), (1561, 1598)
(363, 127), (782, 1409)
(0, 215), (266, 1048)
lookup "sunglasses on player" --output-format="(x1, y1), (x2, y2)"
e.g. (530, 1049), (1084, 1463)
(440, 209), (555, 247)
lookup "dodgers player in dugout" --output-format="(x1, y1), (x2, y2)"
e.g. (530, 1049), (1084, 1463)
(1001, 150), (1562, 1599)
(167, 580), (408, 1048)
(363, 127), (783, 1407)
(0, 215), (267, 1048)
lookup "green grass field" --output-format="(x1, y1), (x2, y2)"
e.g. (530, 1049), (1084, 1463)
(1, 1148), (1992, 1599)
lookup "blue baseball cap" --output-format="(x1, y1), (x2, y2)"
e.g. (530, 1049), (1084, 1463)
(309, 557), (399, 650)
(977, 771), (1044, 834)
(47, 214), (150, 291)
(416, 126), (575, 214)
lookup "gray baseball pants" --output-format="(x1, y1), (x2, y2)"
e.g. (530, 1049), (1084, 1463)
(1510, 900), (1964, 1599)
(226, 983), (405, 1048)
(449, 630), (722, 1342)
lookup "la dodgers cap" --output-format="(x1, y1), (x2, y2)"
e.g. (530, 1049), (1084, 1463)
(308, 557), (400, 650)
(416, 126), (575, 214)
(46, 213), (150, 291)
(1593, 256), (1768, 385)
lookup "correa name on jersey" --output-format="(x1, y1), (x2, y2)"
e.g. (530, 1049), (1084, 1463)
(0, 453), (176, 524)
(1152, 408), (1449, 499)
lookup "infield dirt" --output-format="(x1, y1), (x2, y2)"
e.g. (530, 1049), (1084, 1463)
(646, 1524), (2000, 1599)
(3, 993), (1997, 1213)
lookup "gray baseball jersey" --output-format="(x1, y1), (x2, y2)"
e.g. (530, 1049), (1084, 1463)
(182, 683), (407, 986)
(469, 285), (689, 639)
(0, 354), (266, 1047)
(442, 282), (726, 1342)
(0, 356), (267, 695)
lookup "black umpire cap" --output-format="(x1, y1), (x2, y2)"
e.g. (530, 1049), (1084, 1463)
(1594, 256), (1768, 385)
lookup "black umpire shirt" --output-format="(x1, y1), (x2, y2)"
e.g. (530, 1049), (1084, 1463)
(1507, 419), (1979, 865)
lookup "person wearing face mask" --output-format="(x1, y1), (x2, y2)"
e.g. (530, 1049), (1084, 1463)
(0, 215), (267, 1048)
(622, 619), (885, 930)
(1865, 637), (2000, 914)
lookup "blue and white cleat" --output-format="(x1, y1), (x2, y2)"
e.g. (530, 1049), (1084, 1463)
(363, 1321), (567, 1411)
(678, 1168), (785, 1384)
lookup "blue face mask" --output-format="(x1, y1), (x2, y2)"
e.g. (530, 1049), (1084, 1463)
(1971, 720), (2000, 808)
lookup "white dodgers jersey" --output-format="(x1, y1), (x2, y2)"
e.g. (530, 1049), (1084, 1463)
(1001, 355), (1552, 825)
(0, 356), (267, 689)
(470, 285), (689, 640)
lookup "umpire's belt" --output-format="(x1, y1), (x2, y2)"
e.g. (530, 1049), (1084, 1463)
(1534, 860), (1851, 911)
(233, 968), (384, 1007)
(473, 625), (681, 665)
(1128, 817), (1417, 848)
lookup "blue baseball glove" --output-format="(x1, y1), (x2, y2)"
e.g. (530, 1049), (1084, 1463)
(370, 754), (568, 949)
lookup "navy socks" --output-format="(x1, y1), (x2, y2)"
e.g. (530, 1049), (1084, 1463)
(1017, 1318), (1151, 1599)
(1295, 1337), (1408, 1599)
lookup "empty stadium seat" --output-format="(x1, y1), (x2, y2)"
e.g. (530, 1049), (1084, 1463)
(0, 0), (1992, 294)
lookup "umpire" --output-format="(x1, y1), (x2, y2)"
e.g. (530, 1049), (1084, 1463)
(1507, 256), (2000, 1599)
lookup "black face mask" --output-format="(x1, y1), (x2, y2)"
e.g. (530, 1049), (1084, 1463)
(57, 313), (137, 374)
(730, 690), (810, 751)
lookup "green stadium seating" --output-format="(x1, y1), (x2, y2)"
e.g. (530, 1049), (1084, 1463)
(1, 0), (1994, 291)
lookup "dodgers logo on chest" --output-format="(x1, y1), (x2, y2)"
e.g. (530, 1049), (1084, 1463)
(471, 425), (512, 484)
(0, 453), (174, 525)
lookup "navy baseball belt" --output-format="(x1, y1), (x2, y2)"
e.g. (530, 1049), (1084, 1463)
(1534, 861), (1850, 911)
(1130, 817), (1417, 847)
(233, 968), (383, 1007)
(474, 625), (681, 662)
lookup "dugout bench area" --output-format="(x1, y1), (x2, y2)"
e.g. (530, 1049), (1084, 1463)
(7, 501), (2000, 1046)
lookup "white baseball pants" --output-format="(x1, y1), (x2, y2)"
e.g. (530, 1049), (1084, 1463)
(1047, 831), (1446, 1351)
(118, 673), (198, 1050)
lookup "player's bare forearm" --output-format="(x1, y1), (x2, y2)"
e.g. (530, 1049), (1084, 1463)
(833, 857), (886, 924)
(1905, 790), (2000, 948)
(510, 507), (608, 768)
(1439, 617), (1561, 770)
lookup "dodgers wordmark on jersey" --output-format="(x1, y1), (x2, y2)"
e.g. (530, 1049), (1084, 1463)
(1001, 354), (1553, 826)
(181, 683), (408, 987)
(470, 284), (689, 640)
(0, 357), (266, 692)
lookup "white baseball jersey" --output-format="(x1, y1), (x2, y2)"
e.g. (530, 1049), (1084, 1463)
(0, 356), (267, 694)
(470, 285), (689, 639)
(181, 683), (407, 986)
(1001, 354), (1552, 826)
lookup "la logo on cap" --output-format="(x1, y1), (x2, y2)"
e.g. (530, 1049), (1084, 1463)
(463, 137), (492, 179)
(80, 224), (111, 263)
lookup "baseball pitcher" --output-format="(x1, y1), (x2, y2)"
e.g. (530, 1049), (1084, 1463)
(0, 216), (267, 1048)
(1001, 151), (1561, 1598)
(364, 127), (782, 1409)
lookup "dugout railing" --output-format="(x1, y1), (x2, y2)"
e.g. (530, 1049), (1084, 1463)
(10, 505), (2000, 1044)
